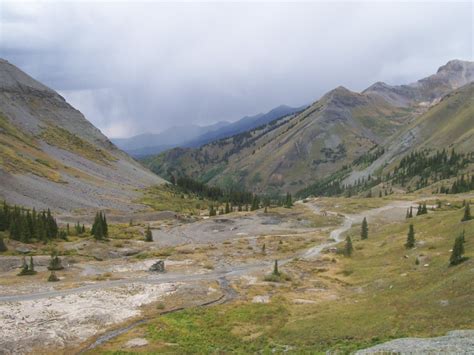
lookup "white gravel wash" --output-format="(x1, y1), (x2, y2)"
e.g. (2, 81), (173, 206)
(0, 282), (178, 354)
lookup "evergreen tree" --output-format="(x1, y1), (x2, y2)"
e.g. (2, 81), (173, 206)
(416, 204), (422, 216)
(405, 224), (415, 249)
(209, 205), (216, 216)
(344, 236), (353, 257)
(225, 202), (230, 214)
(262, 243), (266, 254)
(29, 256), (35, 272)
(449, 232), (466, 266)
(285, 193), (293, 208)
(48, 271), (60, 282)
(421, 203), (428, 214)
(0, 237), (7, 252)
(102, 212), (108, 238)
(145, 225), (153, 242)
(48, 251), (64, 270)
(406, 208), (410, 219)
(461, 203), (472, 222)
(273, 260), (280, 276)
(361, 217), (368, 240)
(409, 206), (413, 218)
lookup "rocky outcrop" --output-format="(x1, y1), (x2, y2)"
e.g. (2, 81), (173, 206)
(356, 330), (474, 354)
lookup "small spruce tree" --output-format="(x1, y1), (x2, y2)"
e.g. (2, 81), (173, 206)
(48, 271), (60, 282)
(0, 237), (7, 252)
(461, 203), (472, 222)
(449, 233), (466, 266)
(405, 224), (415, 249)
(344, 236), (353, 257)
(361, 217), (368, 240)
(48, 251), (63, 270)
(273, 260), (280, 276)
(145, 225), (153, 242)
(421, 203), (428, 215)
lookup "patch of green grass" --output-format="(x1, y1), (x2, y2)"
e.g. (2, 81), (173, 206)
(142, 300), (290, 353)
(139, 185), (212, 214)
(40, 124), (116, 164)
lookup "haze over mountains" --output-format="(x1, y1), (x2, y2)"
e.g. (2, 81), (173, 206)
(144, 59), (474, 195)
(113, 105), (305, 157)
(0, 59), (165, 212)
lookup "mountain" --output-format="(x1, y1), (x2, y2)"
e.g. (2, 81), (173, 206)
(344, 81), (474, 186)
(0, 58), (165, 212)
(111, 121), (230, 157)
(183, 104), (307, 148)
(143, 59), (474, 195)
(113, 105), (305, 157)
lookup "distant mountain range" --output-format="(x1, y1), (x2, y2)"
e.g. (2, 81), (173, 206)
(143, 59), (474, 195)
(112, 104), (306, 157)
(0, 58), (165, 212)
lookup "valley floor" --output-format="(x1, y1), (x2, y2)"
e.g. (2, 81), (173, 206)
(0, 194), (473, 354)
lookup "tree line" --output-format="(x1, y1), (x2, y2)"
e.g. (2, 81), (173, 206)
(0, 201), (60, 243)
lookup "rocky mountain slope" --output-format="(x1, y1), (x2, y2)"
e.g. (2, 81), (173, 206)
(144, 60), (473, 195)
(0, 59), (165, 212)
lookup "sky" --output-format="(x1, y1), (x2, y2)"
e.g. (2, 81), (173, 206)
(0, 1), (472, 138)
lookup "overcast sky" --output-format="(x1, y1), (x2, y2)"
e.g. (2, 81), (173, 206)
(0, 1), (472, 138)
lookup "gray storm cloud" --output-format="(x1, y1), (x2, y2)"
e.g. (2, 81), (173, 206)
(0, 1), (472, 138)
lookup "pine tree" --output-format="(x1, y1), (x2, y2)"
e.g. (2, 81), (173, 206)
(225, 202), (230, 214)
(344, 236), (353, 257)
(461, 203), (472, 222)
(48, 271), (60, 282)
(48, 251), (64, 270)
(449, 233), (466, 266)
(416, 204), (422, 216)
(361, 217), (368, 240)
(209, 205), (216, 216)
(92, 212), (104, 240)
(102, 212), (108, 238)
(406, 208), (410, 219)
(29, 256), (35, 272)
(145, 225), (153, 242)
(262, 243), (266, 254)
(273, 260), (280, 276)
(0, 237), (7, 252)
(405, 224), (415, 249)
(421, 203), (428, 214)
(409, 207), (413, 218)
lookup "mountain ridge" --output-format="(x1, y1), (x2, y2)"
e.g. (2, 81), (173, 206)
(144, 59), (474, 195)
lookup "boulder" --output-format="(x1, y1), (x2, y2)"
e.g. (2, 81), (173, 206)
(149, 260), (165, 272)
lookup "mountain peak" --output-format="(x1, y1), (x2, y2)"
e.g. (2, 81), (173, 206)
(436, 59), (472, 74)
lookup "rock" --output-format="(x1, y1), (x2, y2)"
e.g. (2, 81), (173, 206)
(149, 260), (165, 272)
(293, 298), (317, 304)
(356, 329), (474, 354)
(252, 295), (270, 303)
(125, 338), (149, 348)
(16, 247), (32, 254)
